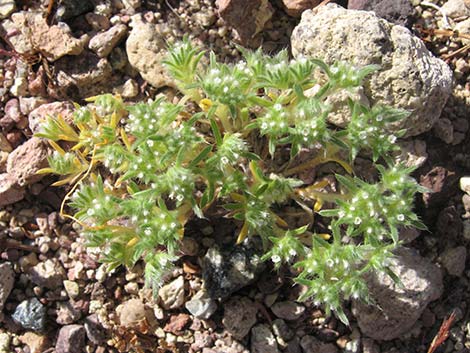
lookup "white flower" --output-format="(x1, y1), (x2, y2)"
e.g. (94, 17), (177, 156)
(397, 214), (405, 221)
(271, 254), (281, 263)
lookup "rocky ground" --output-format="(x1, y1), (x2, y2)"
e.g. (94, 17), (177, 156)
(0, 0), (469, 352)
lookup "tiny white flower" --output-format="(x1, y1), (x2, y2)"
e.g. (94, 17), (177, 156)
(397, 214), (405, 221)
(271, 254), (281, 263)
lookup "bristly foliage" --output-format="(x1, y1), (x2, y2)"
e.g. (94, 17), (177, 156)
(36, 38), (424, 325)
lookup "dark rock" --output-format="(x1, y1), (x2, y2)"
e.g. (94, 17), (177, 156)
(202, 240), (265, 299)
(84, 314), (106, 345)
(12, 297), (47, 332)
(420, 166), (458, 208)
(0, 263), (14, 312)
(55, 325), (86, 353)
(222, 296), (258, 340)
(348, 0), (416, 27)
(56, 0), (94, 21)
(436, 206), (463, 240)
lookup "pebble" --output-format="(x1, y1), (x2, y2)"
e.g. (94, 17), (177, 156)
(0, 262), (14, 311)
(118, 298), (147, 329)
(441, 246), (467, 276)
(271, 301), (305, 321)
(185, 290), (217, 319)
(0, 333), (10, 353)
(158, 276), (185, 310)
(89, 24), (128, 58)
(222, 296), (258, 340)
(55, 325), (86, 353)
(272, 319), (294, 341)
(12, 297), (47, 332)
(29, 259), (66, 289)
(433, 117), (454, 144)
(441, 0), (470, 18)
(163, 313), (191, 334)
(56, 301), (82, 325)
(84, 314), (106, 345)
(251, 324), (280, 353)
(460, 177), (470, 195)
(0, 0), (16, 19)
(18, 332), (49, 353)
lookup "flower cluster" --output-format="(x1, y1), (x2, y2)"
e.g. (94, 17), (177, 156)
(37, 39), (425, 325)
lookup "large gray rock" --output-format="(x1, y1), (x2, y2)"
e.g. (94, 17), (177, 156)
(126, 16), (172, 88)
(352, 248), (443, 340)
(291, 4), (453, 137)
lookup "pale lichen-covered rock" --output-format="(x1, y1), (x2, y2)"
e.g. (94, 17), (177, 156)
(352, 247), (443, 340)
(126, 16), (172, 88)
(441, 0), (470, 19)
(291, 4), (453, 137)
(6, 137), (50, 186)
(0, 0), (15, 20)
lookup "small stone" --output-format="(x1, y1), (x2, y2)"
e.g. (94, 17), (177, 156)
(433, 118), (454, 144)
(271, 301), (305, 321)
(441, 246), (467, 276)
(56, 0), (94, 21)
(460, 177), (470, 195)
(163, 313), (190, 334)
(0, 0), (15, 20)
(300, 335), (339, 353)
(216, 0), (274, 46)
(89, 24), (128, 58)
(395, 139), (427, 169)
(0, 333), (10, 353)
(63, 280), (80, 299)
(0, 173), (25, 206)
(191, 331), (214, 351)
(282, 0), (322, 17)
(180, 237), (200, 256)
(0, 263), (14, 312)
(29, 259), (66, 289)
(185, 290), (217, 320)
(441, 0), (470, 18)
(126, 17), (172, 88)
(348, 0), (416, 27)
(0, 133), (12, 153)
(118, 298), (147, 329)
(28, 101), (75, 134)
(55, 325), (86, 353)
(362, 338), (380, 353)
(272, 319), (294, 341)
(251, 324), (280, 353)
(352, 248), (443, 340)
(18, 332), (49, 353)
(12, 297), (47, 332)
(222, 296), (258, 340)
(56, 301), (82, 325)
(118, 79), (139, 98)
(202, 241), (265, 299)
(7, 137), (50, 187)
(158, 276), (185, 310)
(455, 19), (470, 46)
(84, 314), (106, 345)
(85, 13), (110, 31)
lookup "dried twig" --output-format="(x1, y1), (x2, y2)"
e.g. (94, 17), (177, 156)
(427, 310), (457, 353)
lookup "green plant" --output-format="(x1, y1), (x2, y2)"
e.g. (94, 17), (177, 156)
(36, 39), (426, 324)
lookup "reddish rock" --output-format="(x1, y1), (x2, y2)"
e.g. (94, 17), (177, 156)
(28, 101), (75, 134)
(282, 0), (322, 17)
(55, 325), (86, 353)
(216, 0), (274, 46)
(164, 313), (191, 334)
(5, 130), (24, 149)
(0, 173), (25, 206)
(6, 137), (50, 186)
(4, 98), (22, 123)
(88, 24), (128, 58)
